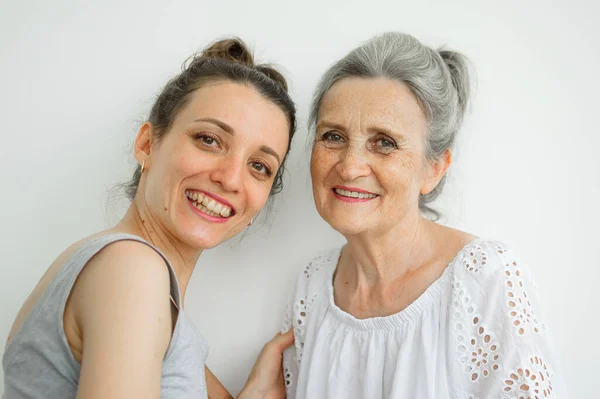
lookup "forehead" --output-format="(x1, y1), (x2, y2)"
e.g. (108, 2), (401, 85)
(182, 81), (287, 126)
(175, 81), (290, 154)
(318, 77), (427, 132)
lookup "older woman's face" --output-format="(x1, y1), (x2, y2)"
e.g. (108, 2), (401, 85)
(140, 81), (289, 249)
(310, 77), (433, 236)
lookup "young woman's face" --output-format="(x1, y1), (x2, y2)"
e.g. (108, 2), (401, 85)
(139, 81), (290, 249)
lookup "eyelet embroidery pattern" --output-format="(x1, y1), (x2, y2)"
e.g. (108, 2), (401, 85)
(453, 277), (502, 382)
(284, 366), (292, 387)
(499, 246), (545, 336)
(303, 253), (332, 279)
(503, 356), (555, 399)
(292, 294), (318, 362)
(282, 304), (295, 387)
(282, 303), (293, 332)
(463, 243), (488, 274)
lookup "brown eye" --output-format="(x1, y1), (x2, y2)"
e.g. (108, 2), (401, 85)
(194, 133), (220, 148)
(251, 161), (272, 177)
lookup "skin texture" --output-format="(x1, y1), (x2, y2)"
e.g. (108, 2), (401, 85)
(311, 77), (475, 319)
(6, 81), (293, 399)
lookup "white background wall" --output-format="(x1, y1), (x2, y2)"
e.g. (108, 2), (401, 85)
(1, 0), (597, 396)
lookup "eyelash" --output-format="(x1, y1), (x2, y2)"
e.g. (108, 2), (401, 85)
(250, 160), (273, 177)
(320, 131), (398, 152)
(321, 131), (345, 143)
(193, 132), (273, 178)
(194, 132), (221, 148)
(374, 136), (398, 150)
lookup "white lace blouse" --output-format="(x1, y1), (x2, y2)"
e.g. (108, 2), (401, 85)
(281, 239), (568, 398)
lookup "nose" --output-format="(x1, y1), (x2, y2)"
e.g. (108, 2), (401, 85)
(335, 144), (371, 181)
(210, 155), (244, 193)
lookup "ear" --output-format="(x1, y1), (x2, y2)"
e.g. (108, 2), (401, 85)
(420, 149), (452, 195)
(133, 122), (153, 168)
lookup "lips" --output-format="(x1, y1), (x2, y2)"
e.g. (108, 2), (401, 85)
(185, 190), (235, 218)
(333, 187), (378, 199)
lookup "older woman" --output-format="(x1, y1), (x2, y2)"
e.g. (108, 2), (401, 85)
(3, 38), (295, 399)
(282, 32), (567, 398)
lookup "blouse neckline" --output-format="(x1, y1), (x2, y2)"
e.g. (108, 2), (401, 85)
(326, 238), (481, 331)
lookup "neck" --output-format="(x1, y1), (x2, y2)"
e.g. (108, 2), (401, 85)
(112, 200), (202, 301)
(341, 211), (437, 289)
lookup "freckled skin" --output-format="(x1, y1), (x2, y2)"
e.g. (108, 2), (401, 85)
(311, 77), (435, 238)
(311, 77), (472, 320)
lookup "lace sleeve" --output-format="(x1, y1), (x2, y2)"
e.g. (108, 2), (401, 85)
(280, 249), (338, 399)
(451, 241), (568, 398)
(281, 291), (298, 399)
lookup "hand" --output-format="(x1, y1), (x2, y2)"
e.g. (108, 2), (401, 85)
(238, 329), (294, 399)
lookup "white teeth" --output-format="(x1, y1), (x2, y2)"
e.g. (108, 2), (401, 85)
(186, 190), (233, 218)
(334, 188), (377, 199)
(195, 201), (219, 217)
(206, 199), (216, 211)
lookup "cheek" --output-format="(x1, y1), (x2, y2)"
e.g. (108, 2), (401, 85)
(310, 145), (335, 184)
(174, 146), (201, 176)
(377, 154), (422, 194)
(149, 148), (199, 208)
(245, 183), (272, 213)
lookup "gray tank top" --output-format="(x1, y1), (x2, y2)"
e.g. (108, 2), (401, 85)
(2, 233), (209, 398)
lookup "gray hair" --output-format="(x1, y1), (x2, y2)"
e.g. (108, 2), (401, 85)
(309, 32), (471, 219)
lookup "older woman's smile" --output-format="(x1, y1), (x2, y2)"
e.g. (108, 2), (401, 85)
(332, 186), (379, 202)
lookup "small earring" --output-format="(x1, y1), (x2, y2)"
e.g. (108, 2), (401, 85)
(141, 160), (146, 173)
(248, 218), (253, 226)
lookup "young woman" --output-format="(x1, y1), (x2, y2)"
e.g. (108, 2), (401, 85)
(4, 37), (296, 399)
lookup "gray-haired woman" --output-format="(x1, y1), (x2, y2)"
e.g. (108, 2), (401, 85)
(282, 32), (567, 398)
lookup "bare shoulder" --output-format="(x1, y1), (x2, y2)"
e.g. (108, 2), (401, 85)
(72, 238), (172, 311)
(69, 239), (175, 397)
(66, 238), (173, 362)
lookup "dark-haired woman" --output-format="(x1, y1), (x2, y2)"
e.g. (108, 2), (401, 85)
(3, 37), (296, 399)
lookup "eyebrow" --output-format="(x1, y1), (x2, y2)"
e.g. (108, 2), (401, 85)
(193, 118), (234, 134)
(260, 145), (281, 165)
(367, 126), (408, 143)
(194, 118), (281, 165)
(316, 120), (347, 132)
(317, 120), (407, 142)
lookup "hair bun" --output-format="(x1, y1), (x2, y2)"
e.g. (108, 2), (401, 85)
(438, 49), (471, 115)
(200, 37), (255, 67)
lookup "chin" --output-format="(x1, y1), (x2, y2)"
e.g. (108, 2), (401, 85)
(187, 234), (221, 250)
(322, 215), (371, 237)
(175, 222), (223, 251)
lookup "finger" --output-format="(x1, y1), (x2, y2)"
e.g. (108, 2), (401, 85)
(269, 329), (294, 350)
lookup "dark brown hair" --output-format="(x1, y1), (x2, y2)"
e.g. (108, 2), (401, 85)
(124, 37), (296, 200)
